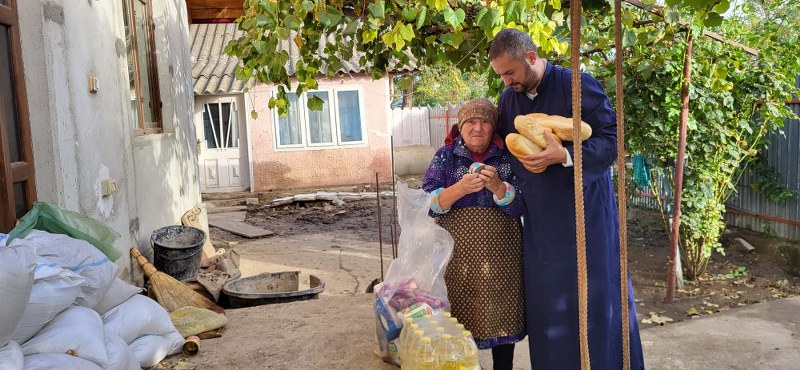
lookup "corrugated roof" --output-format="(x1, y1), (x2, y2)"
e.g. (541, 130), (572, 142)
(191, 23), (246, 95)
(190, 23), (416, 95)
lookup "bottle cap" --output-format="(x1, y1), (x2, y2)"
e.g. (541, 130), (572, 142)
(456, 324), (465, 330)
(442, 311), (452, 318)
(449, 318), (458, 323)
(443, 334), (452, 340)
(422, 337), (431, 344)
(436, 327), (445, 332)
(404, 317), (413, 323)
(415, 330), (424, 337)
(463, 330), (472, 337)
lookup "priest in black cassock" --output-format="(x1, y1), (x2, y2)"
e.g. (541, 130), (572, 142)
(489, 28), (645, 370)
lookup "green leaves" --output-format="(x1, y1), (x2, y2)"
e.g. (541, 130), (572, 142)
(505, 1), (524, 24)
(318, 6), (342, 27)
(622, 28), (637, 48)
(442, 7), (466, 29)
(368, 0), (385, 19)
(401, 7), (417, 22)
(427, 0), (448, 11)
(382, 22), (415, 50)
(476, 7), (498, 31)
(343, 20), (359, 36)
(362, 29), (378, 44)
(307, 95), (324, 111)
(415, 6), (428, 29)
(703, 12), (723, 28)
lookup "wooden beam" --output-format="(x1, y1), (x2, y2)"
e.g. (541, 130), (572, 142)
(186, 0), (243, 21)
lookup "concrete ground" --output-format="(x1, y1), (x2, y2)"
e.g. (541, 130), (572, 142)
(184, 216), (800, 369)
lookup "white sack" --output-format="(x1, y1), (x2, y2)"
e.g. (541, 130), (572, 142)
(94, 277), (143, 316)
(14, 230), (118, 309)
(102, 294), (176, 344)
(20, 305), (108, 367)
(23, 353), (103, 370)
(104, 332), (140, 370)
(0, 243), (36, 348)
(0, 341), (23, 370)
(128, 332), (184, 368)
(12, 262), (84, 344)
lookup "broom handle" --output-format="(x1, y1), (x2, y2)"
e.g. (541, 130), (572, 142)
(130, 247), (158, 278)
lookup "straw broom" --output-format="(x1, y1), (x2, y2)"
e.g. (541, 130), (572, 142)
(131, 248), (224, 314)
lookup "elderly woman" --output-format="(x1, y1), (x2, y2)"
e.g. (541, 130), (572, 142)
(422, 98), (525, 370)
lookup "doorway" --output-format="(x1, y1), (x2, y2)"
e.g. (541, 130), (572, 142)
(195, 95), (250, 192)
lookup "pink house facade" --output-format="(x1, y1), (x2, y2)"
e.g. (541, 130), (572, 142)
(249, 76), (392, 191)
(191, 23), (398, 193)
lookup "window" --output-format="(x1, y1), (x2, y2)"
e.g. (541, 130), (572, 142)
(273, 88), (367, 150)
(122, 0), (161, 135)
(202, 101), (239, 149)
(0, 0), (36, 232)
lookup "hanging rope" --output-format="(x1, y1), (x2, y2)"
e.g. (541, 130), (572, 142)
(569, 1), (590, 369)
(614, 0), (631, 369)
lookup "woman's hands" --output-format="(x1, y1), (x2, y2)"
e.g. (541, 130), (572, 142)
(458, 173), (485, 194)
(460, 165), (506, 199)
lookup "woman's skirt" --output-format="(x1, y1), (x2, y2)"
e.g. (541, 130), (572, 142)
(437, 206), (526, 349)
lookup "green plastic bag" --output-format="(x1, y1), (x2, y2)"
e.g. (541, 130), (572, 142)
(6, 201), (122, 261)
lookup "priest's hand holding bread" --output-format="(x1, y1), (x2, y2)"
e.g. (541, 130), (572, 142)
(505, 113), (592, 173)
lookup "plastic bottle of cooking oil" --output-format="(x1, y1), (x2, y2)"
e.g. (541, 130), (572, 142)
(453, 330), (480, 370)
(401, 329), (425, 369)
(399, 324), (421, 365)
(415, 337), (439, 370)
(434, 333), (464, 369)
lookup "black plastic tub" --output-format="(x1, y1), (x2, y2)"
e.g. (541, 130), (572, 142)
(222, 271), (325, 308)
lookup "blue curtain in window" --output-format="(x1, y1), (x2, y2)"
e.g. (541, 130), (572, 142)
(278, 93), (302, 145)
(337, 91), (362, 142)
(307, 91), (332, 144)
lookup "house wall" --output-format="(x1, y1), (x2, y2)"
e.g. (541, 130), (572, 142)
(17, 0), (202, 280)
(250, 75), (393, 191)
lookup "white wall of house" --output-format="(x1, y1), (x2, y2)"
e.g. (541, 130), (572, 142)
(17, 0), (202, 280)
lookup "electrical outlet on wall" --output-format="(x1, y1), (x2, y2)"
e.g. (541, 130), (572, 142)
(101, 178), (117, 196)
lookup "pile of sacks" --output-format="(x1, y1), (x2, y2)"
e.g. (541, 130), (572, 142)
(0, 230), (184, 370)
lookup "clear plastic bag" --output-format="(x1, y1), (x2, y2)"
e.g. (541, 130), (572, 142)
(5, 201), (121, 261)
(373, 182), (454, 364)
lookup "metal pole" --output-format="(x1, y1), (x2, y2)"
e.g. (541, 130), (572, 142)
(376, 173), (384, 281)
(390, 136), (398, 259)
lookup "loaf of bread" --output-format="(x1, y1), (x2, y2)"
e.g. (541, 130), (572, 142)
(522, 113), (592, 141)
(505, 133), (545, 173)
(513, 115), (548, 148)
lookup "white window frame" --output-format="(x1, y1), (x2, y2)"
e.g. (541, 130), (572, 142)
(272, 86), (368, 151)
(202, 97), (239, 150)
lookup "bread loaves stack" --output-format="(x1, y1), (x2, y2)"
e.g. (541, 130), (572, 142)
(505, 113), (592, 173)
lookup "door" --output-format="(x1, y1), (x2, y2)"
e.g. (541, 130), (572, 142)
(196, 96), (249, 192)
(0, 0), (36, 232)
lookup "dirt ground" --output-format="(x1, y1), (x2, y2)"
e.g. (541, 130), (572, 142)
(162, 182), (800, 369)
(211, 184), (800, 328)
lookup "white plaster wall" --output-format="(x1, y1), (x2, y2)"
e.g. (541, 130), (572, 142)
(17, 0), (201, 281)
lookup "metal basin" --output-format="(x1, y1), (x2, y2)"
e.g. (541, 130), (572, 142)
(222, 271), (325, 308)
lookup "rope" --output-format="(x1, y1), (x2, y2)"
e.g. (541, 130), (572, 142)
(614, 0), (631, 369)
(569, 1), (590, 369)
